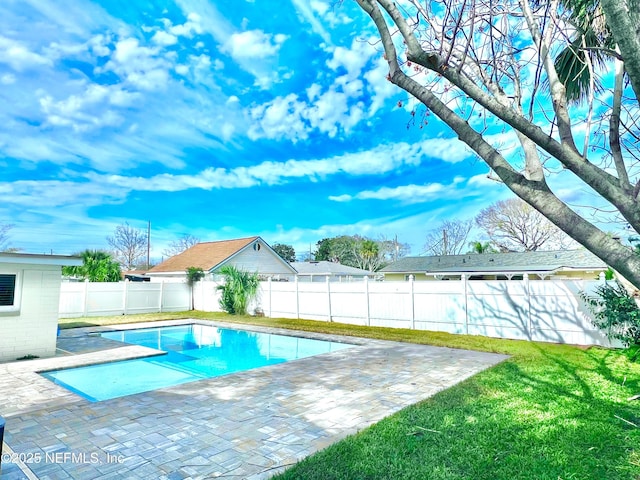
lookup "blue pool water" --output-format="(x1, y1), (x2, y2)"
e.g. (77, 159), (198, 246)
(42, 324), (353, 402)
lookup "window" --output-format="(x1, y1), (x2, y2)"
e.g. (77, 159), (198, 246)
(0, 274), (16, 306)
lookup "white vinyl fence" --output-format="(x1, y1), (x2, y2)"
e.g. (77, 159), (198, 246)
(59, 277), (613, 346)
(59, 281), (190, 317)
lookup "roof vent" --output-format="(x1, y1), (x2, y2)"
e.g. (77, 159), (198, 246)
(253, 243), (261, 251)
(462, 259), (465, 263)
(489, 258), (494, 262)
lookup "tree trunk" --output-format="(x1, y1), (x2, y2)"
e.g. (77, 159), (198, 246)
(601, 0), (640, 106)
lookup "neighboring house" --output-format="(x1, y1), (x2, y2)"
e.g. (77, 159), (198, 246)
(0, 252), (81, 362)
(380, 249), (608, 281)
(146, 236), (297, 281)
(288, 261), (374, 282)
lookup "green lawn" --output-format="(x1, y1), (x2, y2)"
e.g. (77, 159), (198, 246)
(60, 312), (640, 479)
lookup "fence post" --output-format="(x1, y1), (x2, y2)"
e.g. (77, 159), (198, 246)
(462, 274), (469, 334)
(159, 281), (164, 313)
(82, 279), (89, 317)
(524, 273), (531, 340)
(268, 277), (272, 318)
(364, 276), (370, 326)
(326, 276), (332, 322)
(409, 275), (415, 329)
(123, 279), (129, 315)
(295, 276), (300, 319)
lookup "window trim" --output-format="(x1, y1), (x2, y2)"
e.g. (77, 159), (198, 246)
(0, 271), (22, 314)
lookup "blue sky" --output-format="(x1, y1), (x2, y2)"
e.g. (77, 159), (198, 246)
(0, 0), (601, 260)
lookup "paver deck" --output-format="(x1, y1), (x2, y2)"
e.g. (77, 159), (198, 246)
(0, 319), (508, 479)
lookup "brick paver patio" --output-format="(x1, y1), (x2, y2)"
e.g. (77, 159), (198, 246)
(0, 320), (508, 479)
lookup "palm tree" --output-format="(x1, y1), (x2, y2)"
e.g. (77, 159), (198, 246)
(185, 267), (205, 311)
(555, 0), (612, 103)
(217, 266), (259, 315)
(63, 250), (121, 282)
(467, 241), (497, 254)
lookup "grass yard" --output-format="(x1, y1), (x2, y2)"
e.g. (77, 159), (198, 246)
(60, 312), (640, 479)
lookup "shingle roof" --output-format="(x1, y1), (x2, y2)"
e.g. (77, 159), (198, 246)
(148, 237), (259, 273)
(380, 249), (608, 274)
(290, 261), (373, 276)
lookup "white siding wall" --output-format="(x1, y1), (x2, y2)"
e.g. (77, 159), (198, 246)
(225, 242), (294, 276)
(0, 263), (62, 362)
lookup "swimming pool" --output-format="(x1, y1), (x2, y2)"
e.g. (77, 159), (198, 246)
(42, 324), (353, 402)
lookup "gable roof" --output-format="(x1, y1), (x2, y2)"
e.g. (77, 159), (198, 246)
(290, 261), (373, 276)
(148, 236), (260, 273)
(380, 249), (608, 275)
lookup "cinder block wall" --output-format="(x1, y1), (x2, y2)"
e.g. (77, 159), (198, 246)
(0, 263), (62, 362)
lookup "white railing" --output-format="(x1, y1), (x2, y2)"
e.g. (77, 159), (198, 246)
(59, 277), (613, 346)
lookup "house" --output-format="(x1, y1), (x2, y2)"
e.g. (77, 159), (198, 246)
(288, 261), (374, 282)
(0, 252), (81, 362)
(380, 249), (608, 281)
(146, 236), (297, 281)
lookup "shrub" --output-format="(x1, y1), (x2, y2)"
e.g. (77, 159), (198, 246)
(217, 266), (259, 315)
(581, 281), (640, 349)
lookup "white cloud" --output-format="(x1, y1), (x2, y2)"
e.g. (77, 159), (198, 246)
(1, 73), (15, 84)
(102, 38), (170, 91)
(83, 140), (432, 193)
(290, 0), (332, 43)
(249, 37), (399, 140)
(225, 29), (286, 60)
(364, 56), (397, 114)
(0, 179), (128, 208)
(152, 31), (178, 46)
(248, 93), (309, 141)
(175, 64), (189, 75)
(0, 35), (52, 71)
(38, 84), (140, 132)
(175, 1), (233, 41)
(327, 39), (374, 78)
(329, 177), (467, 204)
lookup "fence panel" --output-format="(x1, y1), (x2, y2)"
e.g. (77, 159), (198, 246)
(59, 277), (614, 346)
(125, 283), (163, 314)
(60, 281), (190, 318)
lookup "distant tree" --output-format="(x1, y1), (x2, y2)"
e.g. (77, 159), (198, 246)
(314, 235), (409, 270)
(314, 238), (335, 262)
(314, 236), (358, 265)
(163, 234), (200, 258)
(107, 223), (148, 270)
(186, 266), (205, 311)
(63, 250), (121, 282)
(467, 241), (498, 254)
(272, 243), (296, 262)
(0, 224), (15, 252)
(424, 220), (473, 255)
(378, 235), (411, 263)
(476, 199), (577, 252)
